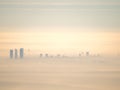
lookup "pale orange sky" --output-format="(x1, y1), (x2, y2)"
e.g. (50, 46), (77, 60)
(0, 0), (120, 57)
(0, 29), (120, 57)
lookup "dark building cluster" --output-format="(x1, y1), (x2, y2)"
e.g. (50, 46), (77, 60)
(7, 48), (96, 59)
(10, 48), (24, 59)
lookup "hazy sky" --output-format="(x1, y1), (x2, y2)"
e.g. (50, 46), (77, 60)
(0, 0), (120, 31)
(0, 0), (120, 56)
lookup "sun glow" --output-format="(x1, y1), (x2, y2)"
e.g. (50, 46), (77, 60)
(0, 30), (119, 56)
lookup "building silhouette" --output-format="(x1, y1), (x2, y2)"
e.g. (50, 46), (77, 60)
(86, 52), (90, 56)
(20, 48), (24, 58)
(40, 53), (43, 57)
(15, 49), (18, 59)
(10, 49), (13, 59)
(45, 53), (48, 57)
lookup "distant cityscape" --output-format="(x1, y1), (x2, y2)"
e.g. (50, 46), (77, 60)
(4, 47), (101, 59)
(0, 47), (103, 59)
(10, 48), (24, 59)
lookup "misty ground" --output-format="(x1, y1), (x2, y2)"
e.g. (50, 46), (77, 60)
(0, 57), (120, 90)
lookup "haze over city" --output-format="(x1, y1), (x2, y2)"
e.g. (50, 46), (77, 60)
(0, 0), (120, 90)
(0, 0), (120, 57)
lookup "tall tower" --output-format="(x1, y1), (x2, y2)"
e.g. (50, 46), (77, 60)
(40, 53), (43, 57)
(10, 49), (13, 59)
(45, 53), (48, 57)
(15, 49), (18, 59)
(20, 48), (24, 58)
(86, 52), (89, 56)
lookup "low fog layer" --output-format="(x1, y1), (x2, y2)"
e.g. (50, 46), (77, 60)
(0, 57), (120, 90)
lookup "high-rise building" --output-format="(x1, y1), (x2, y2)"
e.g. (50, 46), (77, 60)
(10, 49), (13, 59)
(45, 53), (48, 57)
(86, 52), (89, 56)
(40, 53), (43, 57)
(15, 49), (18, 59)
(20, 48), (24, 58)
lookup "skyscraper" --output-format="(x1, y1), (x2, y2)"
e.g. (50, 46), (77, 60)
(10, 49), (13, 59)
(15, 49), (18, 59)
(40, 53), (43, 57)
(86, 52), (90, 56)
(45, 53), (48, 57)
(20, 48), (24, 58)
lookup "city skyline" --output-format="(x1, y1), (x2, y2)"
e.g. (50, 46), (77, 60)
(0, 47), (119, 58)
(0, 31), (119, 57)
(0, 1), (120, 90)
(9, 48), (24, 59)
(0, 0), (120, 57)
